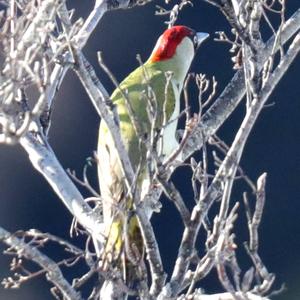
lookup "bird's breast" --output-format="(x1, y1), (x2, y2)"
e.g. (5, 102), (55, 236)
(160, 80), (181, 158)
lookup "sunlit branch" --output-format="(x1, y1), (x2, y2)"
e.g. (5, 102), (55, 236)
(0, 226), (82, 300)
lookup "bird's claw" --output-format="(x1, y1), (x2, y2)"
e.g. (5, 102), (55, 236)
(185, 113), (199, 132)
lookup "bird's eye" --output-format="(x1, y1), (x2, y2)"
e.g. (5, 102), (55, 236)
(193, 35), (198, 45)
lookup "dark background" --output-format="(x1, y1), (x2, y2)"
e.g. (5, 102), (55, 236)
(0, 1), (299, 299)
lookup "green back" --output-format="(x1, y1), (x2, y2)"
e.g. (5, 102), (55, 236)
(100, 62), (176, 170)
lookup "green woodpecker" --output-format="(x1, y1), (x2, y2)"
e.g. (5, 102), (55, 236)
(98, 25), (208, 284)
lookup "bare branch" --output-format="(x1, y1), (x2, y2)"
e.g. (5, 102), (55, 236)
(181, 8), (300, 160)
(19, 133), (104, 243)
(0, 226), (82, 300)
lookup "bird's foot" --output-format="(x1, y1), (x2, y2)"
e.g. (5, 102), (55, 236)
(143, 185), (162, 214)
(185, 113), (199, 133)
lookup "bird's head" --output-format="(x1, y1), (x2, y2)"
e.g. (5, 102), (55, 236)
(148, 25), (209, 81)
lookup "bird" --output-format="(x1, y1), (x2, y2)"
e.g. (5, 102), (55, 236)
(97, 25), (208, 288)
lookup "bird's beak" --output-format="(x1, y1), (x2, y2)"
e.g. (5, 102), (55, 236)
(195, 32), (209, 49)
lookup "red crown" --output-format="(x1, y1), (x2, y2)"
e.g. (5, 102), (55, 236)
(150, 26), (194, 62)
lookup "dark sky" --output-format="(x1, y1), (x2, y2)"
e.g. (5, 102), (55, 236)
(0, 1), (299, 299)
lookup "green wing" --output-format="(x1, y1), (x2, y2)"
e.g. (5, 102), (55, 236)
(99, 63), (176, 170)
